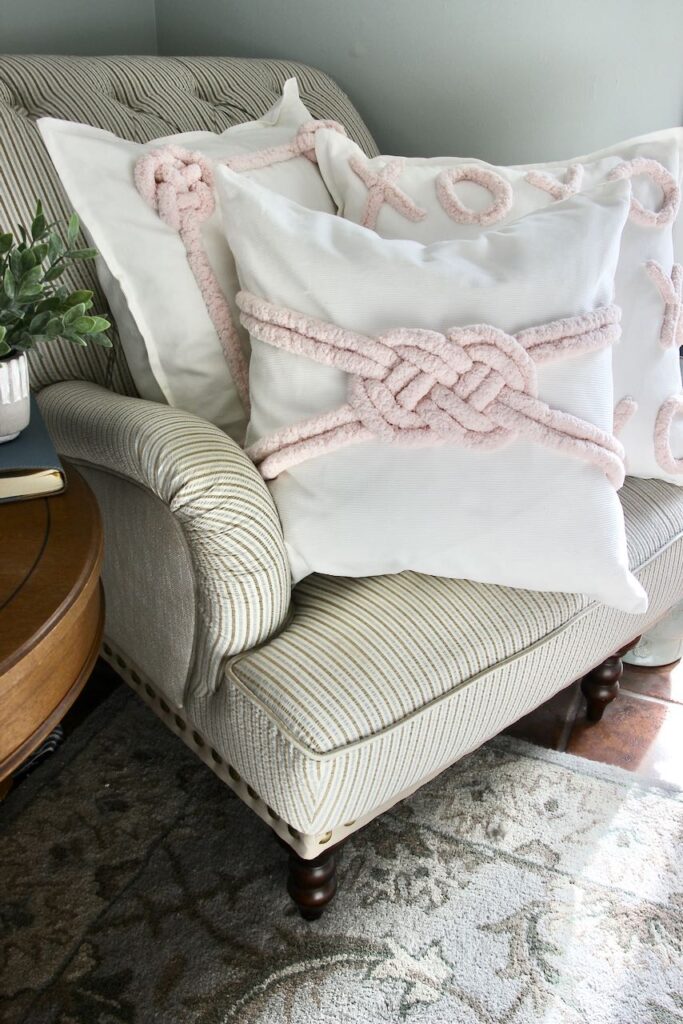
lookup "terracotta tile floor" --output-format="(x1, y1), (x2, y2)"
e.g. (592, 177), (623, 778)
(505, 659), (683, 787)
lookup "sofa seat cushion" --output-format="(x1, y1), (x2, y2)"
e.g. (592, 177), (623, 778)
(229, 477), (682, 752)
(187, 477), (683, 841)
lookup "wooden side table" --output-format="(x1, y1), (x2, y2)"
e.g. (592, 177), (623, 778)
(0, 463), (104, 791)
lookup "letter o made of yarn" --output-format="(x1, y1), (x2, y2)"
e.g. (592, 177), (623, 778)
(436, 166), (514, 226)
(607, 158), (681, 228)
(655, 394), (683, 474)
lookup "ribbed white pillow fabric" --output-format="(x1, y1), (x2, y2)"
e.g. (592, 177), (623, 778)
(315, 129), (683, 483)
(216, 167), (645, 613)
(38, 80), (337, 440)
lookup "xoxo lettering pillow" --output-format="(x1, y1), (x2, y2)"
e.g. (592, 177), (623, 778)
(316, 128), (683, 483)
(39, 80), (345, 441)
(217, 166), (645, 613)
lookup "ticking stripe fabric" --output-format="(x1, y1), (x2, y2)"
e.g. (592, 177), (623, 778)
(0, 54), (377, 394)
(37, 381), (291, 700)
(184, 477), (683, 834)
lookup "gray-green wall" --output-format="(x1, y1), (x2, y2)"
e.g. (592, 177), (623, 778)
(0, 0), (157, 55)
(155, 0), (683, 162)
(3, 0), (682, 161)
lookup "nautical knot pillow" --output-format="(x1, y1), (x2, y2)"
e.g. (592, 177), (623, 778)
(315, 128), (683, 484)
(38, 79), (347, 441)
(216, 167), (645, 614)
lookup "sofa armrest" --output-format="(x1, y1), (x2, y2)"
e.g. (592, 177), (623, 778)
(37, 381), (291, 699)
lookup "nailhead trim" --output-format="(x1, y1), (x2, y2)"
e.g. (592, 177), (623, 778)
(100, 638), (364, 858)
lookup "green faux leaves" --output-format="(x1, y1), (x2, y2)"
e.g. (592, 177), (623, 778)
(0, 200), (112, 358)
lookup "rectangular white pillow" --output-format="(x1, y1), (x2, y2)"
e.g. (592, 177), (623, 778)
(315, 128), (683, 483)
(216, 166), (645, 614)
(38, 80), (341, 441)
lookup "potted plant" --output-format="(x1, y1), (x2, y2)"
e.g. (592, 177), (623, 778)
(0, 200), (112, 442)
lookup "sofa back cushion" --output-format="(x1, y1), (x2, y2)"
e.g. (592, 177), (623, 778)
(0, 54), (376, 395)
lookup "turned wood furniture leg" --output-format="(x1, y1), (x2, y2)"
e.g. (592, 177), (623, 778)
(581, 636), (641, 723)
(286, 844), (340, 920)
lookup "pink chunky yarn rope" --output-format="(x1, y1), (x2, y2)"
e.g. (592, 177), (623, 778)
(348, 157), (427, 229)
(238, 293), (625, 486)
(655, 395), (683, 474)
(134, 145), (250, 413)
(607, 158), (681, 227)
(435, 166), (513, 225)
(646, 260), (683, 348)
(613, 396), (638, 437)
(525, 164), (584, 201)
(134, 121), (348, 416)
(646, 259), (683, 475)
(225, 120), (347, 171)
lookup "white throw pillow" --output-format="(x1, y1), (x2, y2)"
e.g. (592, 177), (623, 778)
(315, 128), (683, 483)
(216, 167), (645, 613)
(38, 80), (342, 440)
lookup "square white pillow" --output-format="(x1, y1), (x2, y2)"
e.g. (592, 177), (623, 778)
(316, 128), (683, 483)
(38, 80), (341, 440)
(216, 167), (645, 613)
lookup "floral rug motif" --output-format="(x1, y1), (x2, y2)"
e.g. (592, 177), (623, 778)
(1, 686), (681, 1024)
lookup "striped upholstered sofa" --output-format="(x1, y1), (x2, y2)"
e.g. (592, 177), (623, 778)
(2, 55), (682, 918)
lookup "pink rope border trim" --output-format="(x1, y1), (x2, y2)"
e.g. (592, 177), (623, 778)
(225, 120), (346, 171)
(238, 292), (625, 488)
(133, 119), (348, 421)
(135, 145), (250, 414)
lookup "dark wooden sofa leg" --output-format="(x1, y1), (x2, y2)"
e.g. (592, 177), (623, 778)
(581, 636), (640, 723)
(286, 843), (341, 920)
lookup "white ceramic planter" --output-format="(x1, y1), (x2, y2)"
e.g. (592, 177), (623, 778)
(0, 350), (30, 443)
(623, 598), (683, 667)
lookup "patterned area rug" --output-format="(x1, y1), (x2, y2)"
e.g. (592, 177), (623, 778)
(1, 685), (682, 1024)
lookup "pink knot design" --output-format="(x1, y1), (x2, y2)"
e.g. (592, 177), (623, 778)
(349, 157), (427, 229)
(607, 158), (681, 227)
(436, 166), (514, 226)
(225, 120), (347, 172)
(646, 260), (683, 349)
(134, 144), (215, 230)
(135, 146), (250, 413)
(237, 292), (625, 487)
(525, 164), (584, 201)
(134, 119), (350, 418)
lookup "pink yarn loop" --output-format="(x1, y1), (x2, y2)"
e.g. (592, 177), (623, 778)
(238, 292), (625, 487)
(294, 120), (347, 162)
(435, 166), (514, 226)
(607, 158), (681, 227)
(225, 119), (347, 172)
(646, 260), (683, 349)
